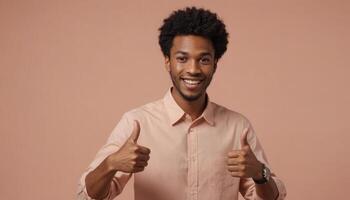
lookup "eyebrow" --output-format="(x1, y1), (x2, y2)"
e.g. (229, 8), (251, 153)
(174, 51), (213, 57)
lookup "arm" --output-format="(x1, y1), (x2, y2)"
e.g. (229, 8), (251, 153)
(239, 174), (286, 200)
(254, 177), (279, 200)
(85, 156), (121, 199)
(238, 162), (279, 200)
(78, 120), (150, 200)
(227, 125), (286, 200)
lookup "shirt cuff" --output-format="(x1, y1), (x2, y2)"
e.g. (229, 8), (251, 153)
(273, 176), (287, 200)
(253, 176), (287, 200)
(77, 170), (109, 200)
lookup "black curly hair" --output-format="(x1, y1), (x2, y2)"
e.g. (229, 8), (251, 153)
(158, 7), (229, 60)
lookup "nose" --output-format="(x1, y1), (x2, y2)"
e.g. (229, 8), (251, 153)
(186, 60), (201, 75)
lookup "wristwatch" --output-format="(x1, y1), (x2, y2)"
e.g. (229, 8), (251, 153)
(253, 163), (271, 184)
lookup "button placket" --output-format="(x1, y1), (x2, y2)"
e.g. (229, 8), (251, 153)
(187, 125), (198, 200)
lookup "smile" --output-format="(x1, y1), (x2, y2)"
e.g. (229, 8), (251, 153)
(182, 79), (202, 85)
(181, 78), (204, 90)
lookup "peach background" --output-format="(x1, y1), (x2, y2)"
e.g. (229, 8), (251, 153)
(1, 0), (349, 199)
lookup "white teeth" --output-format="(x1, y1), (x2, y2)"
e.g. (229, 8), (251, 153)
(183, 79), (201, 85)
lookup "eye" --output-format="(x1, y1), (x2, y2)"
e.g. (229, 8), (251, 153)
(176, 56), (187, 63)
(200, 57), (211, 65)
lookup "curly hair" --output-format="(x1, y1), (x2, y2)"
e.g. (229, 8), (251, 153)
(158, 7), (229, 60)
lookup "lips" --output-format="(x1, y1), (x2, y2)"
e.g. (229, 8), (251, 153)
(181, 78), (203, 90)
(183, 79), (201, 85)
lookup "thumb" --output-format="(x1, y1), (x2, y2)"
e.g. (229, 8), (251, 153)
(129, 120), (141, 143)
(240, 127), (250, 148)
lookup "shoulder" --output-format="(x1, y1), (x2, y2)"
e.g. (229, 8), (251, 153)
(122, 98), (165, 121)
(108, 99), (165, 142)
(211, 102), (252, 126)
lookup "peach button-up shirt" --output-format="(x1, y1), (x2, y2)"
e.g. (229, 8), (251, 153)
(78, 89), (286, 200)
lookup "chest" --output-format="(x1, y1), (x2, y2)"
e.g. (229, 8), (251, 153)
(137, 121), (240, 174)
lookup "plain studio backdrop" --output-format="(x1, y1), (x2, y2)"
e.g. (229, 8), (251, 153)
(1, 0), (349, 199)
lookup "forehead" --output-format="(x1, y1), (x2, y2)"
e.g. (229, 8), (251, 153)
(171, 35), (214, 55)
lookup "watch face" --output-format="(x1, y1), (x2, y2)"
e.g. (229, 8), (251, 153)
(263, 167), (271, 181)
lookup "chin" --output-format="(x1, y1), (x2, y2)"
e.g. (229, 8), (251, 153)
(180, 91), (203, 102)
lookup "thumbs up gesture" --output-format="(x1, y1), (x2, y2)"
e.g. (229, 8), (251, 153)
(107, 120), (151, 173)
(226, 128), (263, 180)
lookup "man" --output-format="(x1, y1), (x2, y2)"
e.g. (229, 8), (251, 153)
(78, 7), (286, 200)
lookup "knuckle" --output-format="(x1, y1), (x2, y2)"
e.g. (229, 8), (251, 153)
(131, 154), (138, 160)
(238, 158), (244, 163)
(132, 146), (139, 152)
(229, 158), (238, 164)
(229, 166), (234, 171)
(135, 166), (144, 172)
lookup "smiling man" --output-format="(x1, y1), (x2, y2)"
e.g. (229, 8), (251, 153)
(78, 7), (286, 200)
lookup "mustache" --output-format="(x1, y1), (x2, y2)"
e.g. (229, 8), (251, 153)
(181, 73), (206, 79)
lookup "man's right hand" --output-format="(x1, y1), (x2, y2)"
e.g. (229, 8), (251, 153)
(107, 120), (151, 173)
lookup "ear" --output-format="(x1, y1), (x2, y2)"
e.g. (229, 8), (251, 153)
(164, 56), (170, 72)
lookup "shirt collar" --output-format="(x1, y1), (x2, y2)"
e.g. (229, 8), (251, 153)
(163, 88), (215, 126)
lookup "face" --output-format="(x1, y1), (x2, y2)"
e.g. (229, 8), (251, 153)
(165, 35), (217, 102)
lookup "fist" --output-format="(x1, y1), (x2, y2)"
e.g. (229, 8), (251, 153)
(107, 120), (151, 173)
(226, 128), (263, 180)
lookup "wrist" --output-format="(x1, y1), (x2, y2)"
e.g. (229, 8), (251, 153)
(105, 155), (119, 173)
(253, 162), (264, 180)
(253, 163), (271, 184)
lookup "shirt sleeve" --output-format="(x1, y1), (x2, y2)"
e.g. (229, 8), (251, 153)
(77, 113), (136, 200)
(238, 118), (287, 200)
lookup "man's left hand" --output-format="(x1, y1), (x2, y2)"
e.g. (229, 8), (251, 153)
(226, 128), (263, 180)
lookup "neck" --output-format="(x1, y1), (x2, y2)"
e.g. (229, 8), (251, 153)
(171, 88), (207, 120)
